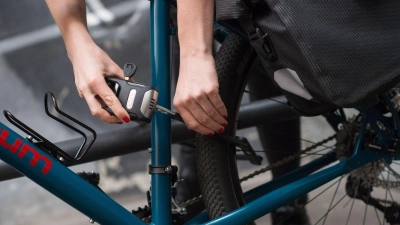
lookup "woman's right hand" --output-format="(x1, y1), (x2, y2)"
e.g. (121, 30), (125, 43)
(70, 43), (130, 124)
(45, 0), (130, 124)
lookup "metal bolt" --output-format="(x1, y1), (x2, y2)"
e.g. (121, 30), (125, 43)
(89, 219), (95, 224)
(148, 148), (152, 153)
(164, 166), (172, 173)
(58, 157), (64, 162)
(180, 207), (187, 215)
(26, 135), (33, 142)
(366, 144), (382, 150)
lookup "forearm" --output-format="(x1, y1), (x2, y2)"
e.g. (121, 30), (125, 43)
(174, 0), (228, 135)
(177, 0), (214, 57)
(45, 0), (94, 61)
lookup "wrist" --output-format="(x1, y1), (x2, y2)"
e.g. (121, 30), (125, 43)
(62, 25), (95, 62)
(180, 46), (213, 59)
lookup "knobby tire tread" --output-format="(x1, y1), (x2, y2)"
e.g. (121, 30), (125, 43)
(196, 33), (257, 219)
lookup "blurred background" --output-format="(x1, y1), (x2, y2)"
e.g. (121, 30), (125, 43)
(0, 0), (156, 224)
(0, 1), (398, 225)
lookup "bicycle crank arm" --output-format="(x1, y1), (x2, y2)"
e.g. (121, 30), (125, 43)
(155, 105), (262, 165)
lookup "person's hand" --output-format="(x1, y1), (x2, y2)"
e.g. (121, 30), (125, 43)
(173, 54), (228, 136)
(70, 43), (130, 124)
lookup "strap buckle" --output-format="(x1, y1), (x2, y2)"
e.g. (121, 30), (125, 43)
(249, 28), (276, 61)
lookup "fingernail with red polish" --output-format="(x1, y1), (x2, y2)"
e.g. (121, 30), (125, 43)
(222, 123), (227, 127)
(123, 117), (130, 123)
(208, 133), (214, 137)
(223, 115), (227, 119)
(218, 128), (224, 133)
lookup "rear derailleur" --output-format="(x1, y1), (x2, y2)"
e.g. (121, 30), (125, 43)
(346, 175), (400, 224)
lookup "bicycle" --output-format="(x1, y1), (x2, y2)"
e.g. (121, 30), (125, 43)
(1, 1), (400, 224)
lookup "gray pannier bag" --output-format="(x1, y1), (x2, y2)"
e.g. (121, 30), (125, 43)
(216, 0), (400, 115)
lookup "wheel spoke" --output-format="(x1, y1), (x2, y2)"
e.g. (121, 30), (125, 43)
(383, 169), (396, 203)
(311, 176), (345, 225)
(342, 197), (353, 209)
(363, 192), (370, 225)
(314, 193), (348, 225)
(322, 176), (343, 225)
(382, 171), (389, 225)
(268, 178), (344, 225)
(269, 178), (345, 225)
(345, 178), (361, 225)
(374, 204), (383, 225)
(307, 178), (344, 205)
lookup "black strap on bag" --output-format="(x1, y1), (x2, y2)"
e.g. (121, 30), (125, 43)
(238, 0), (276, 61)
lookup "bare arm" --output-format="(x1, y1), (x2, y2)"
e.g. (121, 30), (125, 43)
(45, 0), (88, 59)
(174, 0), (228, 135)
(45, 0), (130, 124)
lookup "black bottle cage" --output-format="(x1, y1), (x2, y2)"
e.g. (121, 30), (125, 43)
(4, 91), (96, 162)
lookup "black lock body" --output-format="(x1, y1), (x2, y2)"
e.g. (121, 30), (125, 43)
(106, 77), (158, 124)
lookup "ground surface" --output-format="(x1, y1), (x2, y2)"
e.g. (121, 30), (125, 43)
(0, 1), (399, 224)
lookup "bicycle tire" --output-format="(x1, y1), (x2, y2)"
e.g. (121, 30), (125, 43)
(196, 33), (400, 225)
(196, 33), (256, 219)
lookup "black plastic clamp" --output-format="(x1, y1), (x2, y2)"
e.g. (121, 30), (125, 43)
(148, 165), (178, 174)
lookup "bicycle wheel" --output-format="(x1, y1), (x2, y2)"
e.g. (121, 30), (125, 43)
(195, 33), (255, 219)
(196, 33), (400, 225)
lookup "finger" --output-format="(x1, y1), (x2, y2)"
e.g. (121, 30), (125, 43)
(207, 90), (228, 120)
(106, 63), (125, 79)
(197, 94), (227, 126)
(94, 95), (108, 108)
(106, 64), (134, 82)
(178, 107), (214, 136)
(185, 100), (225, 133)
(85, 93), (123, 124)
(92, 80), (130, 123)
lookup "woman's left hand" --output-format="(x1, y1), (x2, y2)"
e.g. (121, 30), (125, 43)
(173, 54), (228, 136)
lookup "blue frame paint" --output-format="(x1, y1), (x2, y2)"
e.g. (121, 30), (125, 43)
(0, 1), (397, 224)
(0, 123), (145, 225)
(150, 0), (172, 224)
(244, 151), (338, 203)
(0, 114), (390, 225)
(202, 148), (389, 225)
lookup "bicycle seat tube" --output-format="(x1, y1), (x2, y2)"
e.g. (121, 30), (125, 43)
(150, 0), (172, 224)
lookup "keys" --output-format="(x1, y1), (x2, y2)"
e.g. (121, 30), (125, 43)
(123, 63), (137, 80)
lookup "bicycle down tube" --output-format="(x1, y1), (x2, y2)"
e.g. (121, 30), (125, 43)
(0, 122), (145, 225)
(0, 115), (391, 225)
(0, 0), (396, 224)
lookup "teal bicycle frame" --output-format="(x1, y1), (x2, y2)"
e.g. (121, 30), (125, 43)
(0, 1), (395, 224)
